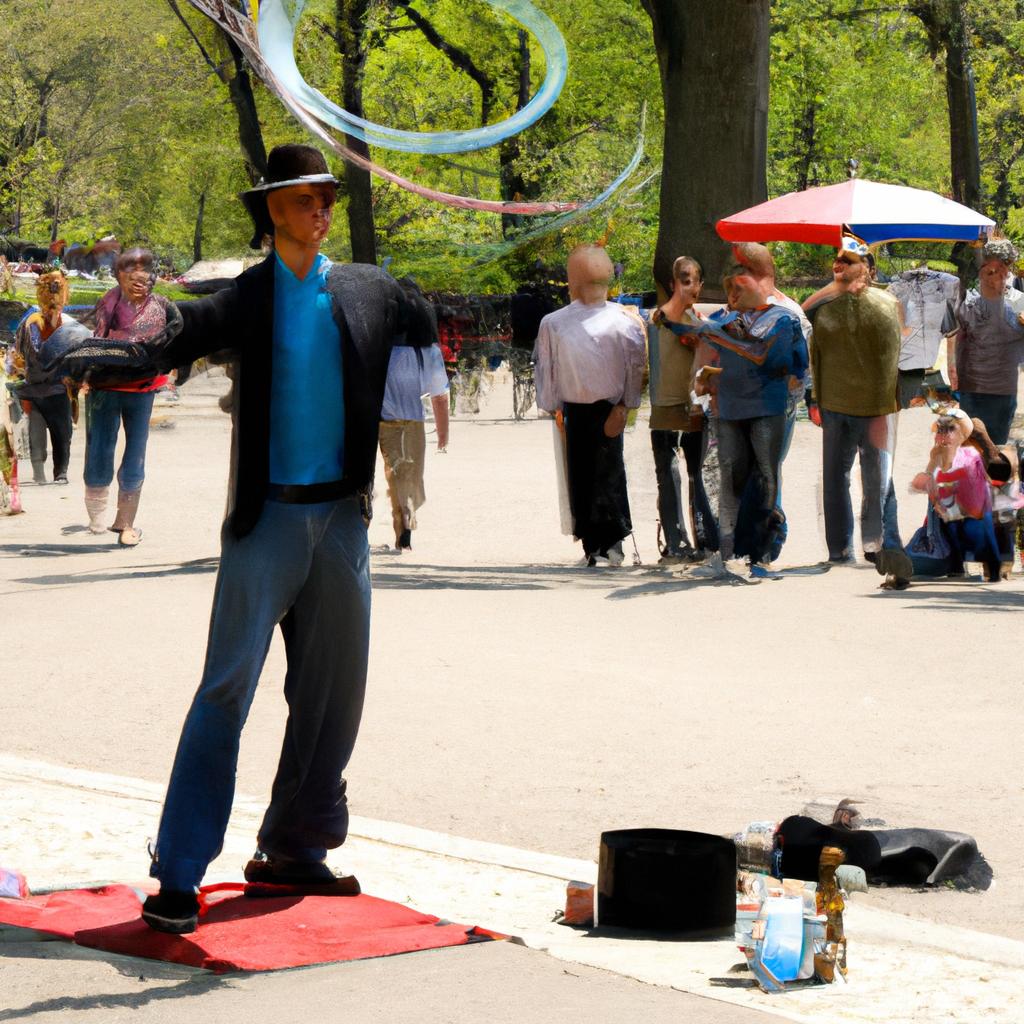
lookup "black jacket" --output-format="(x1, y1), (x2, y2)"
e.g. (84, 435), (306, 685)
(160, 256), (435, 538)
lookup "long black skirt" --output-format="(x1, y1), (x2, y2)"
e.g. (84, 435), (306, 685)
(563, 400), (632, 556)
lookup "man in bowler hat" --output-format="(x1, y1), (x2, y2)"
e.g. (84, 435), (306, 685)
(136, 144), (436, 932)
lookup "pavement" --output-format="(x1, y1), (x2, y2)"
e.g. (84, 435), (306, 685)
(3, 369), (1023, 1023)
(3, 754), (1023, 1024)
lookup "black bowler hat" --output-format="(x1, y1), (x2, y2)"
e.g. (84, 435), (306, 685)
(240, 144), (339, 250)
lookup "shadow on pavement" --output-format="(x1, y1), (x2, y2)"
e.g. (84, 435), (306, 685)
(4, 557), (220, 590)
(0, 975), (224, 1020)
(370, 562), (673, 593)
(1, 542), (119, 557)
(862, 583), (1024, 611)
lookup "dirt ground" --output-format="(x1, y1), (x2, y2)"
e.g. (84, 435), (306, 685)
(2, 367), (1021, 946)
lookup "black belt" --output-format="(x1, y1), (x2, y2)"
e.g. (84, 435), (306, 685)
(267, 480), (348, 504)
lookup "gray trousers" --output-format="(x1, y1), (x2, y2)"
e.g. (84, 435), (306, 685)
(151, 496), (371, 891)
(821, 410), (896, 559)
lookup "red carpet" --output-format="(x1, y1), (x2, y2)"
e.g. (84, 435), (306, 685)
(0, 885), (500, 973)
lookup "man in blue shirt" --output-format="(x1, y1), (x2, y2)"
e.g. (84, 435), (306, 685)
(125, 145), (436, 933)
(698, 265), (808, 577)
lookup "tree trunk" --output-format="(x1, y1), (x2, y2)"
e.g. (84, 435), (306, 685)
(225, 36), (269, 186)
(642, 0), (770, 300)
(943, 4), (981, 211)
(337, 0), (377, 265)
(499, 29), (532, 238)
(49, 195), (60, 244)
(910, 1), (982, 211)
(193, 188), (206, 263)
(794, 99), (818, 192)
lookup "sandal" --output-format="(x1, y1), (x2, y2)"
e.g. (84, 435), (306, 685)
(118, 527), (143, 547)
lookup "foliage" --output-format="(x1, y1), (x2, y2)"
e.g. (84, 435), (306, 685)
(1, 0), (1021, 288)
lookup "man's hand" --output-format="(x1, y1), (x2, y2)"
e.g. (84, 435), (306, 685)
(555, 409), (565, 434)
(910, 471), (933, 494)
(430, 393), (449, 453)
(804, 388), (822, 427)
(694, 365), (722, 384)
(948, 367), (958, 390)
(603, 403), (627, 438)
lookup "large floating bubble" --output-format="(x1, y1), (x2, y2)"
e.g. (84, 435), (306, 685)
(258, 0), (569, 154)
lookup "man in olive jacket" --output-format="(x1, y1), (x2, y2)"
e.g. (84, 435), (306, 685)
(134, 145), (435, 933)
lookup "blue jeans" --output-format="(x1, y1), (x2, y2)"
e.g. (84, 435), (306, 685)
(150, 497), (371, 891)
(957, 392), (1017, 446)
(83, 389), (155, 491)
(821, 410), (896, 560)
(735, 392), (798, 562)
(717, 413), (787, 561)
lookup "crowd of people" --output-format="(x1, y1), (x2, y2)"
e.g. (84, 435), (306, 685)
(1, 140), (1023, 938)
(535, 236), (1024, 588)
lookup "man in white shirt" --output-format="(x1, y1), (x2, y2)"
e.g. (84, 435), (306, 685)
(535, 245), (647, 566)
(379, 330), (450, 551)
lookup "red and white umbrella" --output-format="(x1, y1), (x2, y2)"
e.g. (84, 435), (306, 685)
(716, 179), (994, 247)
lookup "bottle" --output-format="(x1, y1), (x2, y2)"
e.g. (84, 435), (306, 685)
(814, 845), (847, 982)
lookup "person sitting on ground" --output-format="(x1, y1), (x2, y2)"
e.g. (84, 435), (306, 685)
(964, 416), (1022, 578)
(876, 409), (1000, 588)
(83, 248), (172, 546)
(947, 237), (1024, 446)
(648, 256), (717, 562)
(14, 270), (77, 485)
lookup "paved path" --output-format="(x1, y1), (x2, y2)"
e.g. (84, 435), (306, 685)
(3, 370), (1022, 1021)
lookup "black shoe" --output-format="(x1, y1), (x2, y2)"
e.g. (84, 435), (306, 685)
(397, 528), (412, 550)
(141, 889), (199, 933)
(243, 852), (360, 896)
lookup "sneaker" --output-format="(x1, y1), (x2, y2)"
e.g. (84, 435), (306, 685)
(688, 552), (725, 578)
(657, 551), (687, 565)
(54, 474), (68, 485)
(723, 557), (753, 579)
(243, 852), (360, 896)
(141, 889), (199, 933)
(589, 554), (611, 568)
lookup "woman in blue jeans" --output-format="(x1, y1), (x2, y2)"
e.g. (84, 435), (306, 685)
(83, 249), (171, 545)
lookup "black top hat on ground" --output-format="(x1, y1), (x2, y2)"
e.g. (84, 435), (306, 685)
(240, 144), (340, 250)
(597, 828), (736, 934)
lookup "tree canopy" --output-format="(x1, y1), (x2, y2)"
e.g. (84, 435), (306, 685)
(1, 0), (1020, 292)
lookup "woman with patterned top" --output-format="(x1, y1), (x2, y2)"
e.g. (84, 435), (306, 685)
(83, 248), (171, 545)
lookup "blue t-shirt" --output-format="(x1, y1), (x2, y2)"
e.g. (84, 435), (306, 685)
(268, 253), (345, 484)
(381, 344), (449, 421)
(708, 306), (808, 420)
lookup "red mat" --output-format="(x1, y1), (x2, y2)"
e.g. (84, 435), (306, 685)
(0, 885), (499, 973)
